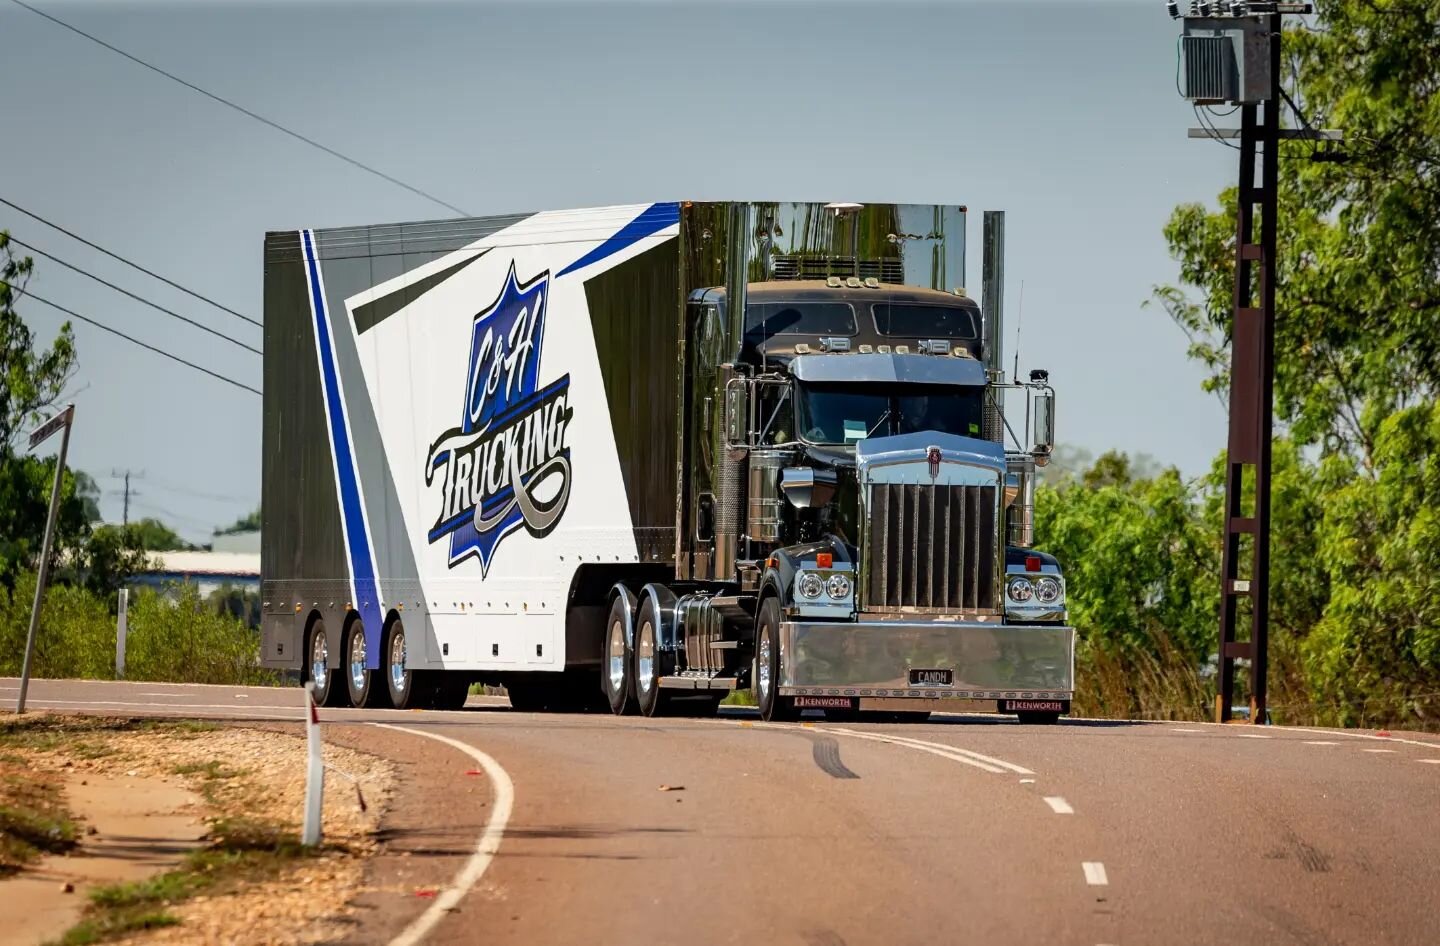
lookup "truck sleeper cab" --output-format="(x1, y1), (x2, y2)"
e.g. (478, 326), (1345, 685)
(259, 200), (1074, 722)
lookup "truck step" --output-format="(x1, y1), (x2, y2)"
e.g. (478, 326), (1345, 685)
(658, 675), (739, 691)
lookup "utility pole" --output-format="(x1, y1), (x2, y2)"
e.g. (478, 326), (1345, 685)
(1170, 1), (1336, 724)
(111, 468), (144, 526)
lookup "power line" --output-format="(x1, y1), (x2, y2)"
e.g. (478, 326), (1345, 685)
(6, 0), (467, 218)
(9, 236), (261, 356)
(0, 194), (261, 329)
(14, 289), (261, 397)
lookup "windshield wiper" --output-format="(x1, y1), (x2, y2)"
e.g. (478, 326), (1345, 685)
(866, 409), (892, 438)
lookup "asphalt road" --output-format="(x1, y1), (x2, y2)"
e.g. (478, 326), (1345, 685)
(6, 677), (1440, 946)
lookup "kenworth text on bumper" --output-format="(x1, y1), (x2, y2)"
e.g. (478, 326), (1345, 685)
(260, 201), (1074, 722)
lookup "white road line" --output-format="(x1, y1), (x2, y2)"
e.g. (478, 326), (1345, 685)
(10, 698), (300, 716)
(1019, 778), (1036, 784)
(1083, 862), (1109, 886)
(830, 728), (1036, 775)
(1171, 728), (1204, 733)
(374, 723), (513, 946)
(1044, 796), (1074, 814)
(1418, 759), (1440, 765)
(1363, 748), (1397, 754)
(1279, 726), (1440, 752)
(1236, 733), (1271, 739)
(820, 727), (1006, 773)
(1304, 740), (1340, 746)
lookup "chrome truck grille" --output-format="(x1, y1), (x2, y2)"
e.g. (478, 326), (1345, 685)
(864, 483), (998, 612)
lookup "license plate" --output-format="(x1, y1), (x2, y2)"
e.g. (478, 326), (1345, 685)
(908, 668), (953, 687)
(1001, 699), (1067, 713)
(795, 696), (856, 709)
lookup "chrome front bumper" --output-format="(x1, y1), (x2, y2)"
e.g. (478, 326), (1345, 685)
(777, 619), (1075, 700)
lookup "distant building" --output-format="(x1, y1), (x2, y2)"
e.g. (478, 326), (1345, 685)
(132, 550), (260, 598)
(210, 530), (261, 555)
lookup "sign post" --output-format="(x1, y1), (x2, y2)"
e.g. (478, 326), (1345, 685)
(16, 405), (75, 715)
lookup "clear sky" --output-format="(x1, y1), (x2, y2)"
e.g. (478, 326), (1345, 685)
(0, 0), (1233, 543)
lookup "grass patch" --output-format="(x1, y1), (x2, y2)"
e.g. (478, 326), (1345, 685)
(0, 766), (79, 875)
(172, 760), (241, 780)
(51, 816), (314, 945)
(721, 688), (757, 706)
(53, 911), (180, 945)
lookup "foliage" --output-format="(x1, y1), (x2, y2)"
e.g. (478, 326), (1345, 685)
(214, 507), (259, 536)
(0, 232), (76, 454)
(0, 453), (95, 587)
(0, 575), (275, 685)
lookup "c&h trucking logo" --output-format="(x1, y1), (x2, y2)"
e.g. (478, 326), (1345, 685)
(425, 262), (573, 575)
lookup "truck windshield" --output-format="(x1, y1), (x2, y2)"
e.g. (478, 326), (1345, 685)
(795, 382), (986, 444)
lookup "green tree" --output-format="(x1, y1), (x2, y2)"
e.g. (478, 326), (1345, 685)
(0, 233), (82, 585)
(1150, 1), (1440, 727)
(214, 507), (259, 536)
(1153, 1), (1440, 465)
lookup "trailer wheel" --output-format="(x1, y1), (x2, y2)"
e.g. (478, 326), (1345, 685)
(344, 620), (387, 708)
(602, 596), (636, 715)
(755, 598), (798, 722)
(1016, 711), (1061, 726)
(306, 618), (347, 707)
(383, 619), (422, 709)
(634, 597), (675, 718)
(428, 673), (471, 711)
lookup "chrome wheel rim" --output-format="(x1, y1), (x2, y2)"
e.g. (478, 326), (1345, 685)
(636, 621), (654, 695)
(608, 619), (625, 694)
(389, 627), (407, 695)
(310, 631), (328, 692)
(758, 632), (772, 704)
(349, 630), (367, 693)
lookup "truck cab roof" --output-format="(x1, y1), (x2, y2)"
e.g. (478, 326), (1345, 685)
(690, 280), (984, 367)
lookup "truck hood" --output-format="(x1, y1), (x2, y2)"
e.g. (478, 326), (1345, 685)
(855, 431), (1005, 486)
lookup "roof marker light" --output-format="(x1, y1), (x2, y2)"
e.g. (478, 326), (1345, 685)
(1026, 555), (1043, 573)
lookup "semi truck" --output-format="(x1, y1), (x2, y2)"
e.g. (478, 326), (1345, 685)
(260, 200), (1074, 722)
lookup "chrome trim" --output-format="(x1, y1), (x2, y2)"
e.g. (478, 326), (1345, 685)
(348, 628), (367, 693)
(310, 629), (329, 692)
(777, 619), (1074, 695)
(790, 351), (986, 386)
(779, 465), (838, 508)
(791, 564), (855, 619)
(388, 624), (407, 695)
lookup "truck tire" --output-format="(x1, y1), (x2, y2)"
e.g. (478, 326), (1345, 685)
(602, 595), (636, 715)
(1016, 711), (1061, 726)
(344, 620), (388, 708)
(427, 672), (471, 711)
(634, 596), (675, 718)
(306, 618), (347, 708)
(755, 598), (798, 722)
(383, 619), (423, 709)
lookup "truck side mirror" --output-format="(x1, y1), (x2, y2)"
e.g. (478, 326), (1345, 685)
(779, 467), (837, 508)
(1032, 390), (1055, 466)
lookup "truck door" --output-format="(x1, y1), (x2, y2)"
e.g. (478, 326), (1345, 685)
(680, 300), (723, 580)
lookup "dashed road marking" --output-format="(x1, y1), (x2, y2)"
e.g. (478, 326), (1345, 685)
(820, 727), (1005, 773)
(1236, 733), (1271, 739)
(1083, 862), (1109, 886)
(374, 723), (514, 946)
(1171, 728), (1203, 733)
(1019, 778), (1036, 784)
(1418, 759), (1440, 765)
(1305, 740), (1340, 746)
(1044, 796), (1074, 814)
(1363, 748), (1397, 754)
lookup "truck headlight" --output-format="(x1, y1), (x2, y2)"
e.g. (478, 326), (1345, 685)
(1006, 576), (1034, 603)
(797, 572), (825, 599)
(1034, 576), (1062, 604)
(826, 573), (852, 599)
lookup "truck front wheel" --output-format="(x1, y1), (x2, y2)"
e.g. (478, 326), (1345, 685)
(755, 598), (798, 722)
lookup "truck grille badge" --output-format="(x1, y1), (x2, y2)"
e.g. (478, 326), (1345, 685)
(927, 446), (941, 480)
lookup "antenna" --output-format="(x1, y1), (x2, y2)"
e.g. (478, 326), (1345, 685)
(1011, 279), (1026, 381)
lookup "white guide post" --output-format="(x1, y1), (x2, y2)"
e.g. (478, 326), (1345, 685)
(115, 589), (128, 680)
(302, 681), (325, 846)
